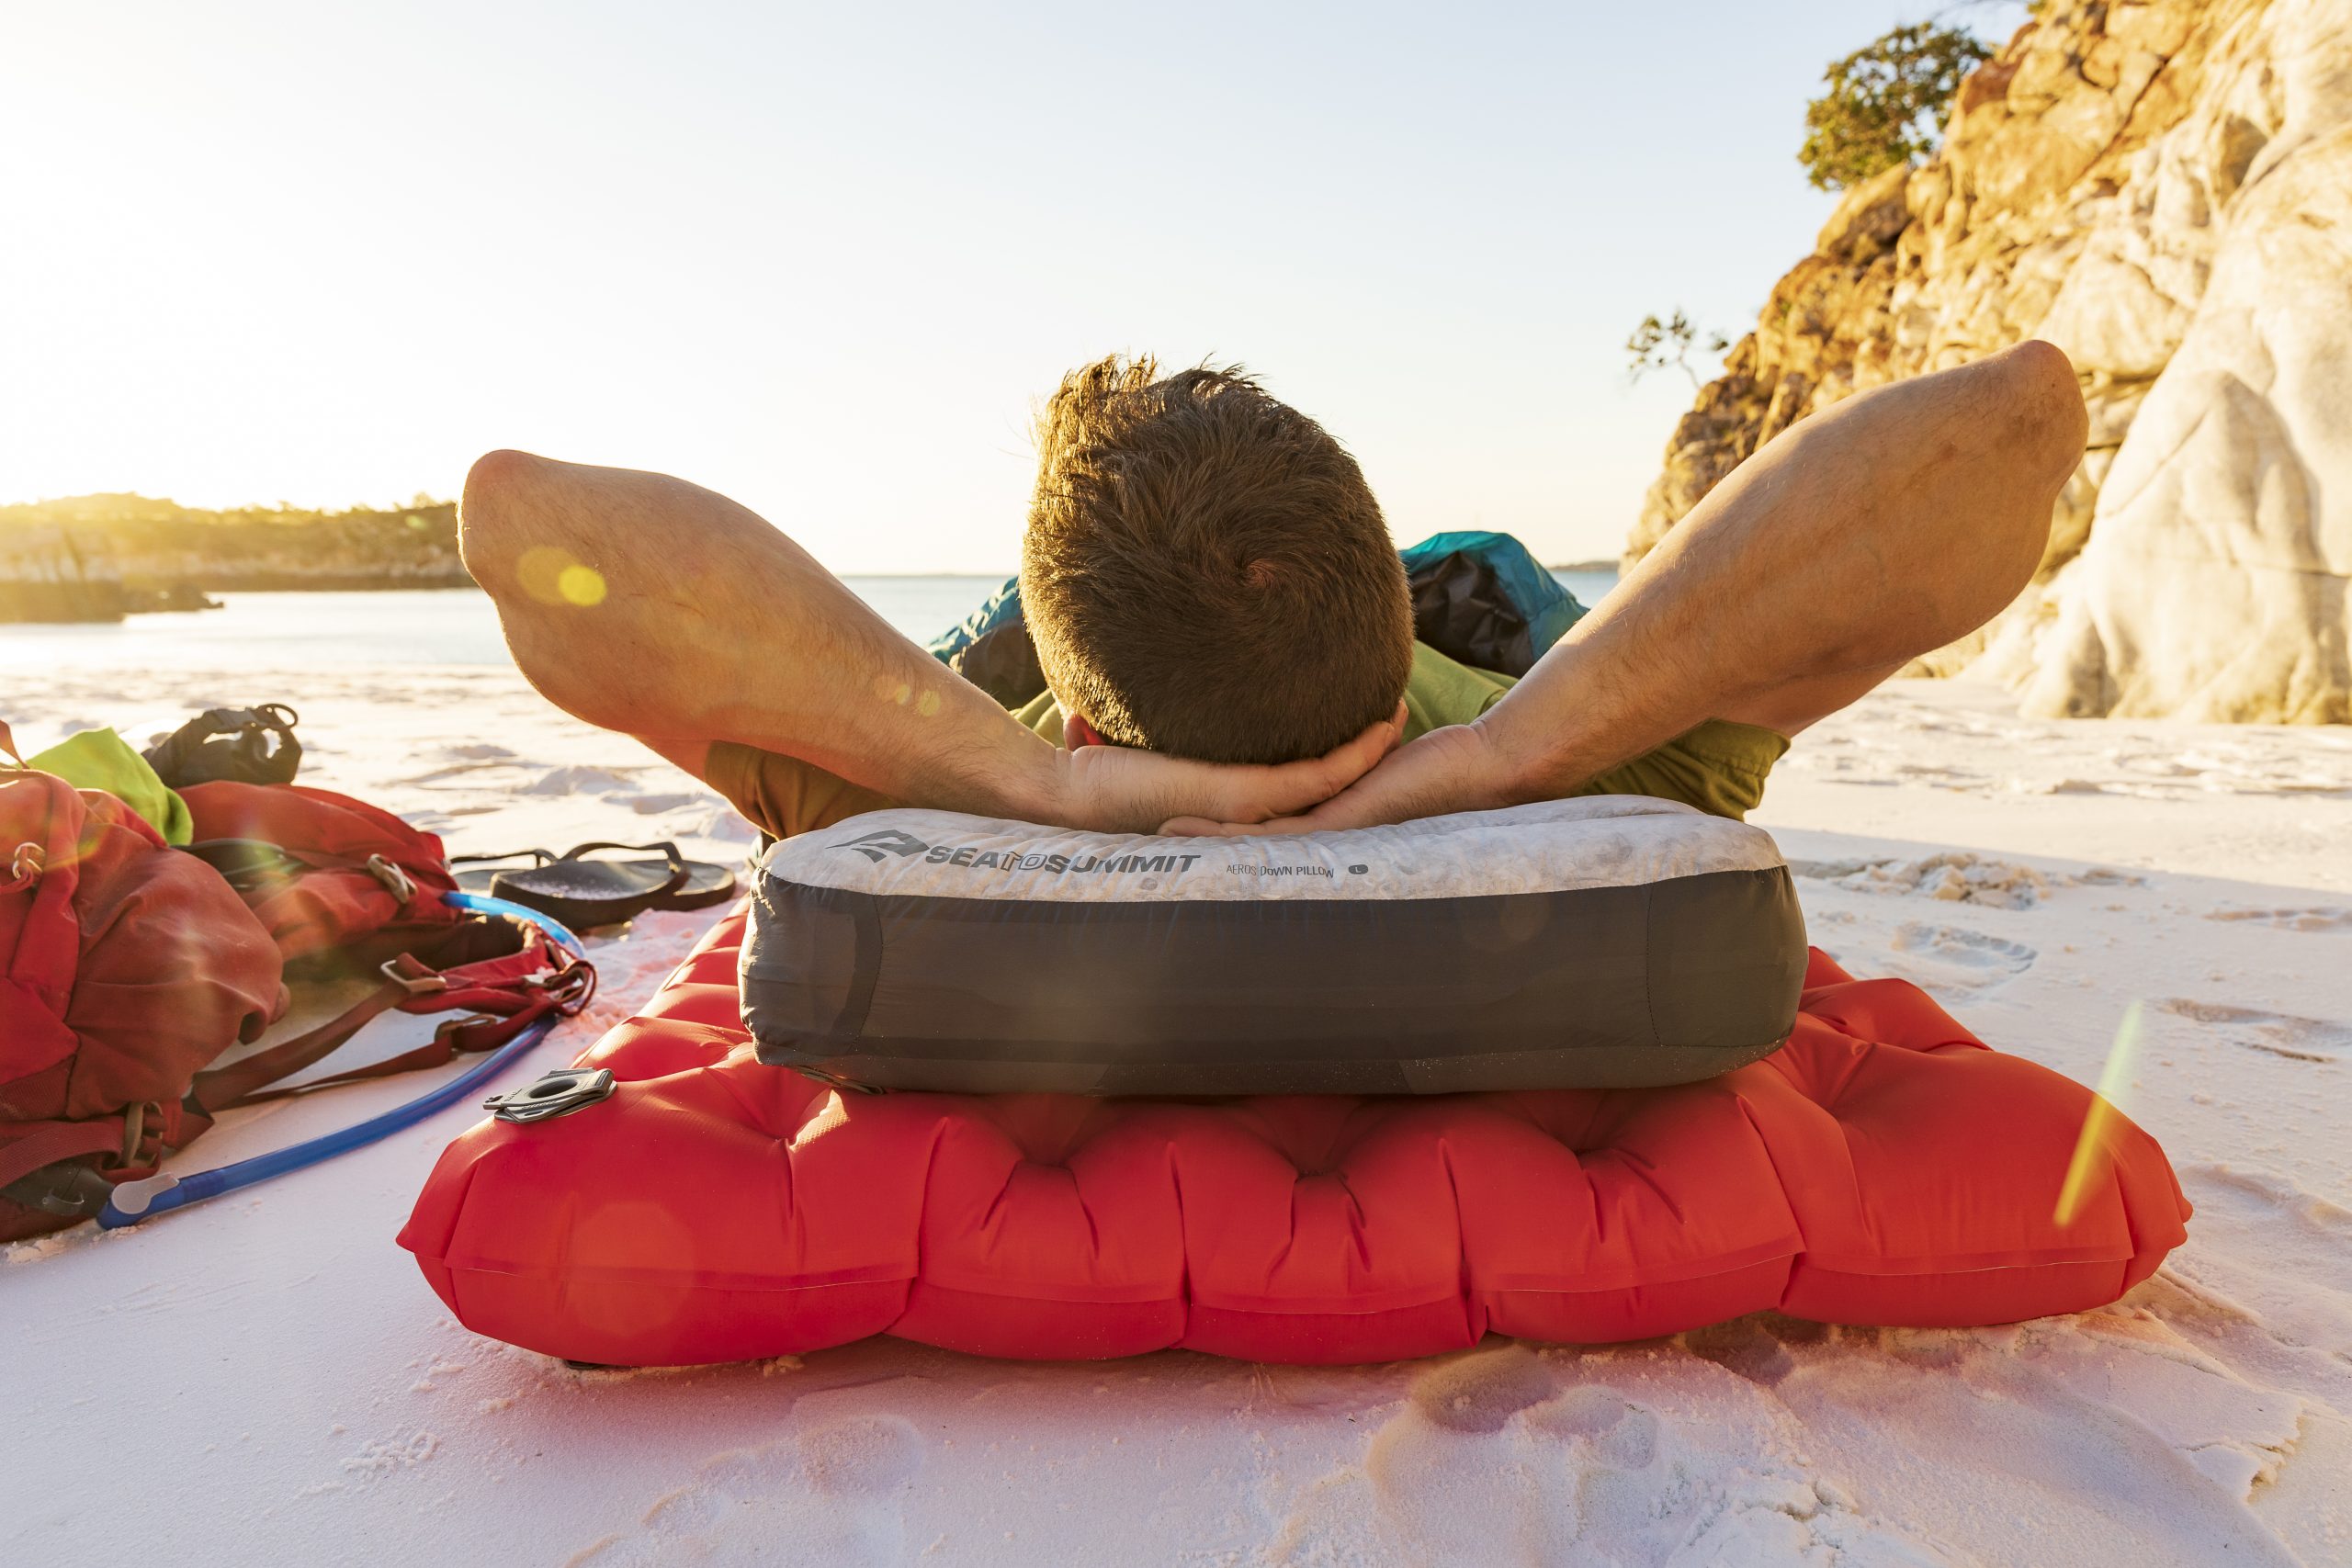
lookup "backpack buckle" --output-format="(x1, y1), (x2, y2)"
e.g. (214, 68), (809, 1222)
(379, 955), (449, 997)
(365, 853), (417, 902)
(486, 1068), (616, 1124)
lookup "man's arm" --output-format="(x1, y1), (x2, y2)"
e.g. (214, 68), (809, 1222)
(458, 453), (1399, 833)
(1170, 340), (2089, 832)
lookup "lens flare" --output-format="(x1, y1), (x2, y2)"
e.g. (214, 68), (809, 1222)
(556, 564), (606, 606)
(516, 546), (605, 608)
(515, 545), (570, 604)
(2053, 1001), (2144, 1228)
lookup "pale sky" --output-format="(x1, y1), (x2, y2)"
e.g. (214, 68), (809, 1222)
(0, 2), (2027, 571)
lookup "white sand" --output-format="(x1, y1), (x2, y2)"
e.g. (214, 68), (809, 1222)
(6, 667), (2349, 1567)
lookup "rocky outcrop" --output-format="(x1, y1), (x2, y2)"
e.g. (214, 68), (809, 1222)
(0, 496), (469, 622)
(0, 525), (132, 623)
(1628, 0), (2351, 723)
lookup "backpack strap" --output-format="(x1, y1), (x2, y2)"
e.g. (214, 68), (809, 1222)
(448, 848), (555, 870)
(554, 841), (690, 897)
(4, 922), (594, 1224)
(215, 958), (594, 1105)
(188, 953), (449, 1110)
(188, 924), (595, 1111)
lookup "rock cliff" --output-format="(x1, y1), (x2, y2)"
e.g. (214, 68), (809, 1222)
(1628, 0), (2350, 723)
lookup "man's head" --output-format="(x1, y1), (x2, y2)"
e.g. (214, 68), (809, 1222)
(1021, 355), (1413, 766)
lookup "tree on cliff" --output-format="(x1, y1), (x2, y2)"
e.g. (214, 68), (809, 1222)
(1625, 310), (1730, 389)
(1799, 21), (1991, 191)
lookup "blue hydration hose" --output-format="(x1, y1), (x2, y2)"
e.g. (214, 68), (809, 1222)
(445, 889), (588, 958)
(96, 893), (585, 1228)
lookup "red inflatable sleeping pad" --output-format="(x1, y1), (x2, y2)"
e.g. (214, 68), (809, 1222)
(401, 909), (2189, 1366)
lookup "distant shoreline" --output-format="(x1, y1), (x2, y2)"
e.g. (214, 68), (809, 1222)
(182, 571), (478, 592)
(1, 494), (477, 624)
(5, 566), (1627, 624)
(2, 496), (1620, 625)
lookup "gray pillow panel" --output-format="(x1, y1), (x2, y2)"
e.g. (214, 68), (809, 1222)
(740, 799), (1807, 1097)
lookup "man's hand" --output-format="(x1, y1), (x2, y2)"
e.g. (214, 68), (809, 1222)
(1158, 718), (1507, 836)
(1055, 705), (1407, 835)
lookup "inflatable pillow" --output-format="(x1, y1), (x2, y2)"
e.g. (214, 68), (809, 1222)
(739, 797), (1808, 1095)
(400, 912), (2191, 1368)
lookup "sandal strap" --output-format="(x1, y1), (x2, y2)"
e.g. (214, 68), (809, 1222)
(449, 848), (556, 868)
(557, 840), (689, 897)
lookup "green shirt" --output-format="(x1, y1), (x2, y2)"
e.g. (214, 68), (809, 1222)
(1396, 642), (1787, 823)
(709, 641), (1787, 839)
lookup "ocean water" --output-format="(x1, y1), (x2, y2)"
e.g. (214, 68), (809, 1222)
(3, 571), (1617, 673)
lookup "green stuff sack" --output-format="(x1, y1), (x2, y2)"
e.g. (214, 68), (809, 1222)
(26, 729), (194, 846)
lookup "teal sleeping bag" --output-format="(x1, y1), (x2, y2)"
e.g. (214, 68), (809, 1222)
(927, 530), (1588, 707)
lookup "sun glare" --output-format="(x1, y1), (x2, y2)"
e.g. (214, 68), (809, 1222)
(2053, 1001), (2146, 1228)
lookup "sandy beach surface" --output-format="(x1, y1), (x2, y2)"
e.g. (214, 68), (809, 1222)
(6, 657), (2349, 1567)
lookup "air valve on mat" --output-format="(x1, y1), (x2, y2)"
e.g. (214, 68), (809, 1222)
(485, 1068), (616, 1124)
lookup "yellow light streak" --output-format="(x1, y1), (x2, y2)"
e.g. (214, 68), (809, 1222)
(2053, 1001), (2144, 1228)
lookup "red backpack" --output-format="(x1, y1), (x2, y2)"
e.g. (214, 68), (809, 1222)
(180, 781), (464, 963)
(3, 759), (591, 1240)
(0, 767), (286, 1238)
(174, 779), (591, 1110)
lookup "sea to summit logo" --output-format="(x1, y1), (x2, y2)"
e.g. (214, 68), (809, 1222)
(835, 827), (1203, 878)
(837, 828), (931, 863)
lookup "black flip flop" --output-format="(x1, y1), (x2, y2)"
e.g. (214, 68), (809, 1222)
(449, 848), (555, 896)
(451, 840), (737, 930)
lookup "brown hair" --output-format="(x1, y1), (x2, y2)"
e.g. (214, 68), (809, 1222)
(1021, 355), (1413, 765)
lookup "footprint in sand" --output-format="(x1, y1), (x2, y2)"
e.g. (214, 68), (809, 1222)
(798, 1414), (925, 1495)
(577, 1416), (924, 1567)
(520, 768), (734, 826)
(690, 807), (762, 845)
(1407, 1342), (1559, 1433)
(625, 791), (705, 816)
(1881, 922), (2038, 990)
(387, 741), (527, 784)
(1680, 1316), (1798, 1387)
(1792, 852), (2049, 909)
(1315, 1342), (1948, 1565)
(2165, 1163), (2352, 1358)
(523, 764), (646, 797)
(2203, 906), (2352, 933)
(1351, 1349), (1589, 1562)
(1536, 1379), (1945, 1565)
(1795, 852), (2142, 910)
(1523, 1382), (1660, 1467)
(2154, 999), (2352, 1063)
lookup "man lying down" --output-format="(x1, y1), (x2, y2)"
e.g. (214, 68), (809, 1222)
(458, 348), (2086, 844)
